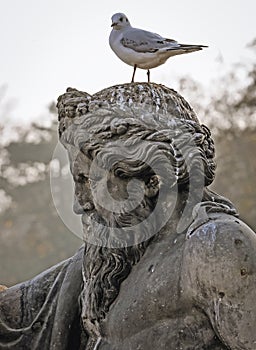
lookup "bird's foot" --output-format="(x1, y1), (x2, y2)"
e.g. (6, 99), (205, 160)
(147, 70), (150, 83)
(131, 65), (137, 83)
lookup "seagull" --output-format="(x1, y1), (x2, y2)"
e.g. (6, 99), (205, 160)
(109, 13), (207, 83)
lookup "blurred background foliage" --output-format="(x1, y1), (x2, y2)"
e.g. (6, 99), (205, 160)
(0, 41), (255, 286)
(0, 116), (81, 286)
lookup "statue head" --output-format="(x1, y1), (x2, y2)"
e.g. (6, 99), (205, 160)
(58, 84), (217, 247)
(57, 83), (237, 339)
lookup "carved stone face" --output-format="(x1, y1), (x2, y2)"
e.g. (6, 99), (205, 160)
(66, 140), (171, 249)
(68, 147), (153, 225)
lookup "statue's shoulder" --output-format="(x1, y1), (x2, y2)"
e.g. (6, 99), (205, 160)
(182, 213), (256, 298)
(181, 214), (256, 348)
(186, 212), (256, 254)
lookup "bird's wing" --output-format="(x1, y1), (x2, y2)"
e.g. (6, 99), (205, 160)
(120, 27), (179, 53)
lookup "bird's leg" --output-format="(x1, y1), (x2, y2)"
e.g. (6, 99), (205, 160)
(147, 70), (150, 83)
(131, 65), (137, 83)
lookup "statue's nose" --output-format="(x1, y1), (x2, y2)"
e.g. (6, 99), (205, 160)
(73, 195), (84, 214)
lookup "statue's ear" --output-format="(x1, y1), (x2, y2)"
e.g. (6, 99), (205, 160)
(145, 175), (161, 198)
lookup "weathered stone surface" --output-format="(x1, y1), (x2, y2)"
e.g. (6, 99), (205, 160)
(1, 83), (256, 350)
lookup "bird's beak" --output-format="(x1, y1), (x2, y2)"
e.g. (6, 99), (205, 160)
(111, 22), (117, 27)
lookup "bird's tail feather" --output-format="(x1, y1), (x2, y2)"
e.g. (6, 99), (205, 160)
(167, 44), (208, 53)
(180, 44), (208, 52)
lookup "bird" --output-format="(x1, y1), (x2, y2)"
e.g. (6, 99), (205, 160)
(109, 13), (207, 83)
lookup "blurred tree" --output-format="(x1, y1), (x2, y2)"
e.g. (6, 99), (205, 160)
(212, 128), (256, 229)
(0, 115), (81, 286)
(179, 39), (256, 230)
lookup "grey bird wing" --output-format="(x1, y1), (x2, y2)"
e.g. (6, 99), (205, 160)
(120, 27), (179, 53)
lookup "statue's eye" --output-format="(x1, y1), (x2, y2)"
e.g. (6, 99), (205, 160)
(77, 173), (88, 183)
(120, 17), (123, 22)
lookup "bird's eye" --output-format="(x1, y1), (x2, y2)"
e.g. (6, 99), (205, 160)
(120, 17), (123, 22)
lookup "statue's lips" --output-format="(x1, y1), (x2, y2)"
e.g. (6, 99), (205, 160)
(73, 200), (95, 215)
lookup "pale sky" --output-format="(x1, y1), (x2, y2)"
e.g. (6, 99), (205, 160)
(1, 0), (255, 124)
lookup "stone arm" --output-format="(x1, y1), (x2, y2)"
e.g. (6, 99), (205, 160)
(182, 214), (256, 349)
(0, 246), (87, 350)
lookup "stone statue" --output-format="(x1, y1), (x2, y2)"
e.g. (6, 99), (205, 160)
(1, 83), (256, 350)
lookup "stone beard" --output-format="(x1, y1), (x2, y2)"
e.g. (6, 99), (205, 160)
(60, 101), (237, 347)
